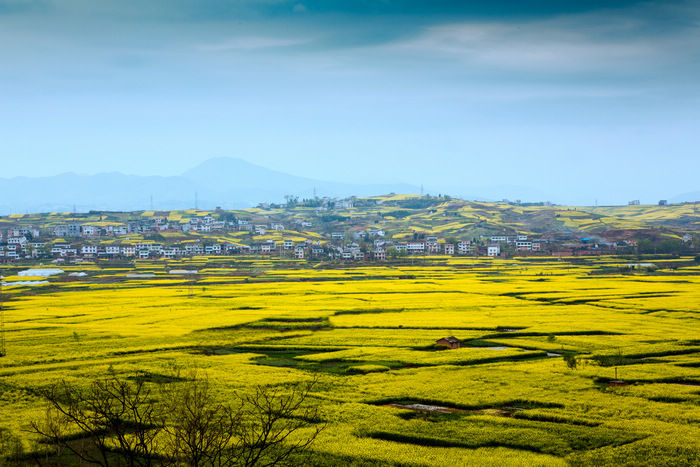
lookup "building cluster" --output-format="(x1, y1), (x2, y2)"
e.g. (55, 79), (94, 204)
(0, 212), (646, 263)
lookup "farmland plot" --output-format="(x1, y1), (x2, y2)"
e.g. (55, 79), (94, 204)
(1, 256), (699, 465)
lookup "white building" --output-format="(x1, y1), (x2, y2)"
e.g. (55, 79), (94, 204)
(405, 241), (425, 254)
(81, 245), (98, 255)
(457, 241), (473, 255)
(105, 246), (120, 255)
(515, 241), (532, 251)
(81, 225), (98, 236)
(487, 245), (501, 257)
(121, 246), (136, 257)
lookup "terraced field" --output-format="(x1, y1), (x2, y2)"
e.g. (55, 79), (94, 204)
(1, 256), (699, 465)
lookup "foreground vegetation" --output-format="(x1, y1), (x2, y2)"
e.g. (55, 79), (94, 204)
(1, 255), (699, 465)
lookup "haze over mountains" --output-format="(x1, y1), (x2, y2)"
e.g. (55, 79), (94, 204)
(0, 158), (417, 215)
(0, 157), (696, 215)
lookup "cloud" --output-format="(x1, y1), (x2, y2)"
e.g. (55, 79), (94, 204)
(379, 5), (700, 73)
(195, 36), (310, 52)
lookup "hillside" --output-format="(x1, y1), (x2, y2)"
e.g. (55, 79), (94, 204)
(1, 195), (697, 265)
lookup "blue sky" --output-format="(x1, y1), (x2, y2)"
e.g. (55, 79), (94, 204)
(1, 0), (699, 204)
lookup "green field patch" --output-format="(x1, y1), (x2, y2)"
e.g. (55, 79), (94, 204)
(360, 411), (647, 457)
(370, 398), (564, 412)
(334, 308), (406, 316)
(511, 411), (601, 427)
(347, 364), (391, 374)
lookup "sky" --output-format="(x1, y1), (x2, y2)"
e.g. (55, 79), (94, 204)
(1, 0), (699, 205)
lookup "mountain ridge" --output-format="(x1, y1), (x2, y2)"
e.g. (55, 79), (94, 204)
(1, 157), (697, 215)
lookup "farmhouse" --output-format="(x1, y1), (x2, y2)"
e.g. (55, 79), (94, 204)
(436, 336), (462, 349)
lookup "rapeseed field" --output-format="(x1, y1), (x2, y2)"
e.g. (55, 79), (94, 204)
(1, 256), (699, 465)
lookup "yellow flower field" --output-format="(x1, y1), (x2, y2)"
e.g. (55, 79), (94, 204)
(0, 255), (699, 465)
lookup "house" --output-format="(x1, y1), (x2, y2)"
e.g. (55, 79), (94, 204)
(331, 232), (345, 240)
(81, 245), (98, 256)
(254, 225), (267, 235)
(491, 235), (507, 243)
(67, 223), (82, 237)
(121, 246), (136, 257)
(457, 241), (473, 255)
(336, 199), (353, 209)
(81, 225), (98, 236)
(271, 223), (285, 231)
(425, 236), (439, 253)
(283, 239), (294, 250)
(373, 247), (386, 261)
(205, 244), (221, 255)
(8, 236), (27, 245)
(405, 241), (425, 254)
(515, 241), (532, 251)
(487, 245), (500, 257)
(517, 234), (528, 241)
(54, 225), (69, 237)
(443, 243), (455, 255)
(436, 336), (462, 349)
(105, 245), (120, 255)
(294, 246), (305, 259)
(162, 248), (178, 258)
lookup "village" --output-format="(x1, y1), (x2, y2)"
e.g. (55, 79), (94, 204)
(0, 195), (674, 264)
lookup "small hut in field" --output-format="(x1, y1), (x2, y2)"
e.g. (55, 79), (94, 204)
(436, 336), (462, 349)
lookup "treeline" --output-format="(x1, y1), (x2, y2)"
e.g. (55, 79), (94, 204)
(2, 371), (322, 466)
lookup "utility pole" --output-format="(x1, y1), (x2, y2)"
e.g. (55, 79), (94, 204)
(0, 282), (5, 357)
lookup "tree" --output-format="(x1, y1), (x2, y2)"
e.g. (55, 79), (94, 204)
(31, 372), (323, 466)
(31, 375), (162, 467)
(160, 370), (238, 467)
(233, 382), (324, 467)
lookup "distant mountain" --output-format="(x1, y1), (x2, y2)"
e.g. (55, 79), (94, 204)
(0, 158), (420, 214)
(670, 191), (700, 203)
